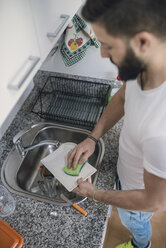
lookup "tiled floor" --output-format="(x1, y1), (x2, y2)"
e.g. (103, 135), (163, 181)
(103, 207), (166, 248)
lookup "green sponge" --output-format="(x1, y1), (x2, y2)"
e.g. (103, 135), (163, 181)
(63, 160), (87, 176)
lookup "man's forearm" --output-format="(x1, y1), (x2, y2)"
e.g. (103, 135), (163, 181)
(93, 189), (159, 212)
(90, 84), (125, 140)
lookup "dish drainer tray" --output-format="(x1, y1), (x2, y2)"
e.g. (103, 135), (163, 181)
(31, 76), (111, 129)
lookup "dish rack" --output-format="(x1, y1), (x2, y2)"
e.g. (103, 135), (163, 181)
(31, 76), (111, 129)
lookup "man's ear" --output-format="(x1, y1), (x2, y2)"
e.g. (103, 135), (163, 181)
(130, 32), (152, 55)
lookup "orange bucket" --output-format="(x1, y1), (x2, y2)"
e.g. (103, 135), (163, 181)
(0, 220), (23, 248)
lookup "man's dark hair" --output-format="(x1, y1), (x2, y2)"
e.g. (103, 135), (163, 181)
(82, 0), (166, 38)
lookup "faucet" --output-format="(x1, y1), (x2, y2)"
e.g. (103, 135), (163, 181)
(13, 128), (60, 157)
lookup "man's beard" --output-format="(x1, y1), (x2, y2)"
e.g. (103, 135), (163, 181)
(110, 47), (146, 81)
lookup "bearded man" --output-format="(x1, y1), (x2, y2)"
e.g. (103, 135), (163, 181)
(68, 1), (166, 247)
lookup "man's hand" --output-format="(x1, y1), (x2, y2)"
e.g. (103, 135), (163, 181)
(67, 138), (96, 169)
(72, 177), (96, 198)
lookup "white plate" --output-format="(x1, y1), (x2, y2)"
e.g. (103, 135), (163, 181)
(41, 142), (97, 192)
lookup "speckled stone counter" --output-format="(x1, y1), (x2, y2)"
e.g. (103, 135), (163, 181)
(0, 71), (123, 248)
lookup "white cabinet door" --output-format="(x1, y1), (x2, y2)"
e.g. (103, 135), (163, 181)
(30, 0), (82, 62)
(0, 0), (41, 137)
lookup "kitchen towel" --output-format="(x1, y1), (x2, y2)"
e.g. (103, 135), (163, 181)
(60, 14), (100, 66)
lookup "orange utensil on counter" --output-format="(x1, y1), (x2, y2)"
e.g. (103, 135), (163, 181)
(60, 194), (88, 216)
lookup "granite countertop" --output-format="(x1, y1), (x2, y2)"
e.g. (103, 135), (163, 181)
(0, 71), (123, 248)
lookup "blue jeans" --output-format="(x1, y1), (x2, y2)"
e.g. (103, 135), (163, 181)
(116, 176), (153, 248)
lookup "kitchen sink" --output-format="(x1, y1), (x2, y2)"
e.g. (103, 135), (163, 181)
(1, 122), (104, 205)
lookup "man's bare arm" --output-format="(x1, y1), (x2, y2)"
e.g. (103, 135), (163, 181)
(68, 83), (126, 168)
(77, 169), (166, 212)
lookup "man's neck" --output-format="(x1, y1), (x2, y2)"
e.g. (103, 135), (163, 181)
(139, 44), (166, 90)
(139, 63), (166, 91)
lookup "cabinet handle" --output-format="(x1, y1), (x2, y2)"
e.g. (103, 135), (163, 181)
(47, 14), (70, 38)
(8, 56), (40, 90)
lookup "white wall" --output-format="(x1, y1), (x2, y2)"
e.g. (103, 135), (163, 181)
(41, 46), (118, 80)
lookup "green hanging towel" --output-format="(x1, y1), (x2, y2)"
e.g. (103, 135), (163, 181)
(60, 14), (100, 67)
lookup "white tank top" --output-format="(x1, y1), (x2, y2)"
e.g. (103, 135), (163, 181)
(117, 79), (166, 190)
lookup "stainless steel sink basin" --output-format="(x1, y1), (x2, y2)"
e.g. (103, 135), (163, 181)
(1, 122), (104, 205)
